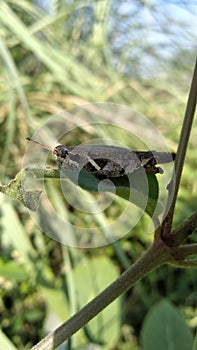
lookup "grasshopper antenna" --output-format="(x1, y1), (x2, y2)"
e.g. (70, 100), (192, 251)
(26, 137), (52, 152)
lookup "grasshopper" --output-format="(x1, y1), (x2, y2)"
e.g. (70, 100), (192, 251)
(26, 138), (175, 178)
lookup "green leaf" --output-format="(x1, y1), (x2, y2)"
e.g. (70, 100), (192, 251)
(73, 256), (121, 347)
(0, 330), (18, 350)
(192, 332), (197, 350)
(140, 300), (194, 350)
(1, 200), (36, 271)
(0, 169), (42, 211)
(192, 331), (197, 350)
(62, 168), (161, 217)
(40, 286), (69, 322)
(0, 259), (29, 282)
(1, 166), (161, 217)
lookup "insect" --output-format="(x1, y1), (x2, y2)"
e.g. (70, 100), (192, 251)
(26, 138), (176, 178)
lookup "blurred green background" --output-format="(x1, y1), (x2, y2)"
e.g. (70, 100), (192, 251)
(0, 1), (197, 349)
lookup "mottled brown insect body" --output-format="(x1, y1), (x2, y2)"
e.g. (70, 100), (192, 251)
(26, 138), (175, 178)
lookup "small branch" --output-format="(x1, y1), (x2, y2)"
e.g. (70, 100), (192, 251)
(169, 259), (197, 268)
(177, 244), (197, 257)
(162, 58), (197, 239)
(167, 242), (197, 268)
(30, 239), (171, 350)
(169, 210), (197, 246)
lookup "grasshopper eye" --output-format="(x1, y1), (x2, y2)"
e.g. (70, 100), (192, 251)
(54, 146), (69, 158)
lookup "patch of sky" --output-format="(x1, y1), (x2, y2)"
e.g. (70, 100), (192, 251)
(34, 0), (196, 78)
(107, 1), (196, 78)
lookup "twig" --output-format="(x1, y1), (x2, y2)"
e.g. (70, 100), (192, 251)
(177, 244), (197, 258)
(170, 210), (197, 246)
(162, 58), (197, 239)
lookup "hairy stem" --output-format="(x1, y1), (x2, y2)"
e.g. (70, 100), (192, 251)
(177, 244), (197, 257)
(170, 210), (197, 246)
(162, 58), (197, 238)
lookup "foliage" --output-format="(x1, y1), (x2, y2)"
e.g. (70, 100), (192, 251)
(140, 300), (194, 350)
(0, 1), (197, 350)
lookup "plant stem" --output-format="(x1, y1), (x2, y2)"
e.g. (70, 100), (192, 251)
(177, 244), (197, 257)
(162, 57), (197, 238)
(30, 238), (171, 350)
(171, 210), (197, 246)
